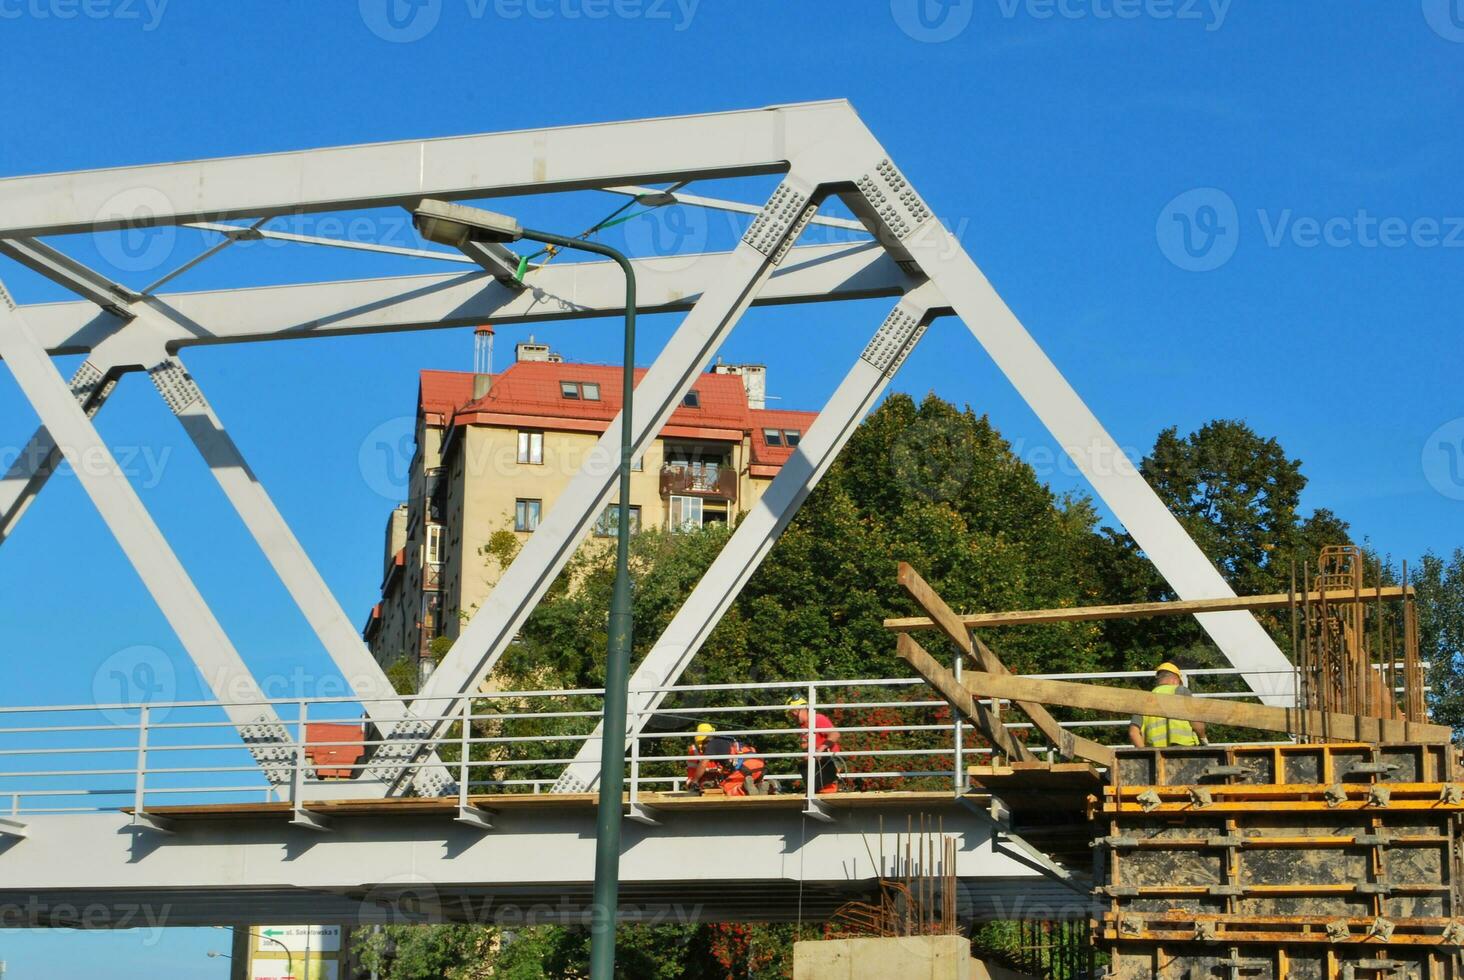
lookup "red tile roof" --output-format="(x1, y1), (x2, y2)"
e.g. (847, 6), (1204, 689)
(750, 408), (819, 470)
(419, 370), (477, 425)
(443, 362), (754, 437)
(418, 362), (814, 471)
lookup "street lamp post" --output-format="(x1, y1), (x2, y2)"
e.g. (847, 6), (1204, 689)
(414, 200), (638, 980)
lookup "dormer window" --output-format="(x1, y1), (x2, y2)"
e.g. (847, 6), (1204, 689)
(763, 428), (783, 447)
(682, 390), (700, 409)
(561, 381), (602, 401)
(784, 430), (801, 447)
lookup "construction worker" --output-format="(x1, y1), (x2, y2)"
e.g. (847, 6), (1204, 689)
(787, 698), (841, 795)
(686, 723), (767, 796)
(1127, 662), (1208, 748)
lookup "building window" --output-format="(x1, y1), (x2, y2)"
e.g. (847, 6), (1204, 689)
(515, 499), (542, 532)
(631, 454), (643, 472)
(426, 524), (445, 564)
(763, 428), (783, 447)
(682, 390), (700, 409)
(560, 381), (602, 401)
(784, 430), (802, 447)
(517, 430), (544, 465)
(594, 504), (642, 538)
(668, 495), (703, 530)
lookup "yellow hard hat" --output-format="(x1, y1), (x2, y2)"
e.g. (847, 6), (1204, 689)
(694, 722), (715, 745)
(1155, 662), (1183, 679)
(786, 697), (808, 709)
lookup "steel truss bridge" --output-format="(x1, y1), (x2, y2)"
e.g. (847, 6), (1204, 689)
(0, 102), (1296, 926)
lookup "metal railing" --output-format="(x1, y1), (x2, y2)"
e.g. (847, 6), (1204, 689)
(0, 667), (1326, 821)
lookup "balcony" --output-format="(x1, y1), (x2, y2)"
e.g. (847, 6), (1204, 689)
(659, 464), (737, 502)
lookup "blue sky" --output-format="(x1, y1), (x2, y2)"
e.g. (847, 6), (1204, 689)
(1, 2), (1461, 973)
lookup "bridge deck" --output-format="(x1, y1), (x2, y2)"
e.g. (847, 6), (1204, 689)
(131, 789), (975, 821)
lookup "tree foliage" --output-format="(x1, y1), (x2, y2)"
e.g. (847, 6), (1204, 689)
(1415, 549), (1464, 733)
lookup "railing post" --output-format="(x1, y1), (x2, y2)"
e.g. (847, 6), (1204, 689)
(805, 683), (817, 808)
(459, 696), (471, 808)
(291, 700), (308, 810)
(629, 730), (641, 806)
(133, 704), (149, 816)
(953, 654), (965, 795)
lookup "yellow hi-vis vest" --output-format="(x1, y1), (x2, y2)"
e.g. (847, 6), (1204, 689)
(1140, 684), (1199, 747)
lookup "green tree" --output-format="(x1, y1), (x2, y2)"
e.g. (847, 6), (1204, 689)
(1415, 548), (1464, 735)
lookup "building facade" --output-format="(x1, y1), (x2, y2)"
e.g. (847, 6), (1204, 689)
(363, 341), (815, 673)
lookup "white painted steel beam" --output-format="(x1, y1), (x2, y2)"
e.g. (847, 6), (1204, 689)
(0, 102), (867, 237)
(0, 280), (294, 779)
(15, 242), (903, 358)
(0, 237), (141, 314)
(555, 284), (948, 792)
(384, 176), (828, 794)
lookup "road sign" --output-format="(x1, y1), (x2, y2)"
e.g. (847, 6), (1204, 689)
(253, 925), (342, 954)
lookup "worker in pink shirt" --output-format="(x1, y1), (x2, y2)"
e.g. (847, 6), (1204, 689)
(787, 697), (841, 795)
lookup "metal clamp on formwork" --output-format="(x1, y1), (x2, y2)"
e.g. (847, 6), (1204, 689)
(1324, 783), (1350, 808)
(1193, 920), (1221, 943)
(1366, 784), (1392, 808)
(1326, 919), (1352, 943)
(1199, 765), (1249, 781)
(1187, 786), (1213, 808)
(1440, 920), (1464, 947)
(1441, 784), (1464, 804)
(1136, 789), (1162, 812)
(1365, 916), (1397, 942)
(1346, 762), (1401, 779)
(1092, 835), (1139, 849)
(1347, 961), (1403, 979)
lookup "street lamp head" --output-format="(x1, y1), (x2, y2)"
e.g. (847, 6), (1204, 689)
(413, 199), (523, 246)
(635, 190), (678, 207)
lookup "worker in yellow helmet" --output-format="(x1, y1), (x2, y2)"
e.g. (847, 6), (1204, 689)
(1127, 662), (1207, 748)
(686, 722), (767, 796)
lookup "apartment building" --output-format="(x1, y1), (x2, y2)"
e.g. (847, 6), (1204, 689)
(363, 340), (815, 672)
